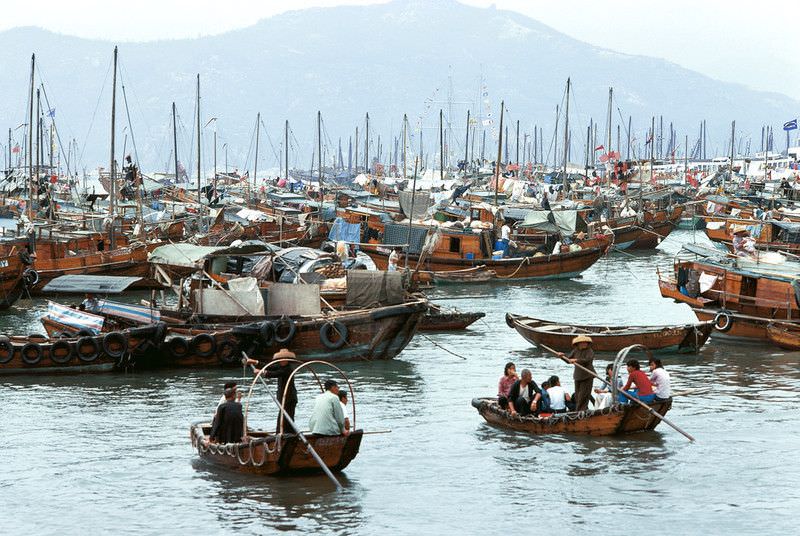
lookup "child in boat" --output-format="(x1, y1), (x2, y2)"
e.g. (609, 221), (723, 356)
(338, 391), (351, 433)
(594, 364), (622, 409)
(619, 359), (655, 404)
(497, 362), (518, 409)
(546, 376), (571, 414)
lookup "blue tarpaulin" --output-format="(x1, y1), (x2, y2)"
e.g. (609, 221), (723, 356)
(328, 217), (362, 245)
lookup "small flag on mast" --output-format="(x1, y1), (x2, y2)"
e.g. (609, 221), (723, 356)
(594, 144), (604, 152)
(784, 119), (797, 131)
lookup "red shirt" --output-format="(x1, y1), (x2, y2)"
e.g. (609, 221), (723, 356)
(623, 370), (654, 396)
(498, 375), (517, 397)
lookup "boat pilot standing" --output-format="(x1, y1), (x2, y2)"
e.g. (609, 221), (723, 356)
(560, 335), (596, 411)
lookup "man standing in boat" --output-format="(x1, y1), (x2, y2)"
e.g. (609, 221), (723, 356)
(559, 335), (596, 412)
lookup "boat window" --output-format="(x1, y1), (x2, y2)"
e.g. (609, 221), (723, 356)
(449, 237), (461, 253)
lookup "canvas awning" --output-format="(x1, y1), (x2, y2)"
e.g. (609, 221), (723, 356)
(42, 275), (143, 294)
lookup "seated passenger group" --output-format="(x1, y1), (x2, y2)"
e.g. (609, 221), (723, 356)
(497, 345), (671, 416)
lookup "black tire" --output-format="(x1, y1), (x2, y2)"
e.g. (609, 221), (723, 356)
(320, 321), (347, 350)
(20, 342), (43, 365)
(713, 310), (734, 333)
(0, 336), (14, 364)
(274, 316), (296, 345)
(76, 337), (100, 362)
(102, 332), (128, 358)
(166, 337), (189, 359)
(190, 333), (217, 358)
(50, 340), (74, 364)
(259, 321), (275, 346)
(23, 269), (39, 287)
(77, 328), (95, 338)
(217, 340), (241, 365)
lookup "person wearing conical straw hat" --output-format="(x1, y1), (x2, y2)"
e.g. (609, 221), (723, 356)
(246, 348), (298, 433)
(558, 335), (596, 412)
(731, 225), (756, 257)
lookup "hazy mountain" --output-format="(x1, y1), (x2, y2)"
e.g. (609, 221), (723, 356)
(0, 0), (796, 174)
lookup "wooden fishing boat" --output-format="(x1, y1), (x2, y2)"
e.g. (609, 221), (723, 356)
(607, 205), (683, 250)
(505, 313), (713, 353)
(471, 397), (672, 436)
(425, 265), (497, 284)
(190, 424), (363, 475)
(42, 299), (428, 363)
(0, 246), (30, 309)
(419, 304), (484, 331)
(766, 321), (800, 350)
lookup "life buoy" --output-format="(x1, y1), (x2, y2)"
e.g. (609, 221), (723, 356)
(274, 316), (296, 345)
(50, 340), (74, 364)
(0, 336), (14, 364)
(713, 310), (734, 333)
(190, 333), (217, 358)
(77, 337), (100, 362)
(259, 321), (275, 346)
(320, 321), (347, 350)
(23, 269), (39, 287)
(21, 342), (43, 365)
(166, 337), (189, 359)
(102, 332), (128, 358)
(217, 340), (241, 365)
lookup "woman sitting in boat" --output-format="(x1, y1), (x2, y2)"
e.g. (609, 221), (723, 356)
(497, 362), (518, 409)
(619, 359), (655, 404)
(546, 376), (571, 414)
(648, 358), (671, 402)
(506, 369), (542, 416)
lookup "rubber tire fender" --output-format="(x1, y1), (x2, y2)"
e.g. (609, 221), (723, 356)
(77, 337), (100, 362)
(166, 337), (190, 359)
(190, 333), (217, 358)
(23, 269), (39, 287)
(50, 340), (74, 364)
(21, 342), (43, 365)
(102, 332), (128, 359)
(217, 340), (241, 365)
(713, 310), (733, 333)
(320, 321), (348, 350)
(0, 336), (14, 364)
(274, 316), (297, 345)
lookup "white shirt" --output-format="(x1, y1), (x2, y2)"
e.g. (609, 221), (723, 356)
(501, 224), (511, 240)
(388, 250), (399, 270)
(547, 385), (567, 410)
(650, 368), (671, 398)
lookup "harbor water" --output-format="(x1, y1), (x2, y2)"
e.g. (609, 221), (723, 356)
(2, 229), (799, 534)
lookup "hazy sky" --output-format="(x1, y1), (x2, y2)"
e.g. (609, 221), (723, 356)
(3, 0), (799, 100)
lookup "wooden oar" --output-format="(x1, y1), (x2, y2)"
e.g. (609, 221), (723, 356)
(538, 343), (696, 442)
(242, 357), (343, 489)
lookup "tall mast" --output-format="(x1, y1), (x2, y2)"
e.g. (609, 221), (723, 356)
(553, 105), (559, 170)
(285, 120), (289, 181)
(562, 78), (570, 190)
(684, 134), (689, 183)
(515, 119), (520, 167)
(318, 110), (323, 215)
(439, 109), (444, 181)
(728, 120), (735, 190)
(365, 113), (370, 174)
(213, 121), (217, 196)
(464, 110), (470, 176)
(494, 100), (504, 206)
(109, 46), (118, 249)
(585, 125), (590, 180)
(254, 112), (260, 205)
(354, 126), (359, 174)
(402, 113), (407, 180)
(28, 54), (35, 224)
(196, 74), (201, 207)
(649, 116), (655, 188)
(36, 89), (41, 211)
(172, 102), (178, 191)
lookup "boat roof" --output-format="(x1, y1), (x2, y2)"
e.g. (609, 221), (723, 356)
(42, 275), (143, 294)
(148, 240), (279, 268)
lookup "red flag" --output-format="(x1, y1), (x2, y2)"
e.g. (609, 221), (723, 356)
(594, 144), (605, 152)
(11, 144), (20, 154)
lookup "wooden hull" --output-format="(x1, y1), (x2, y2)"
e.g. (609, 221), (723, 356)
(691, 308), (774, 341)
(44, 300), (428, 364)
(471, 397), (671, 436)
(766, 322), (800, 350)
(505, 313), (713, 353)
(419, 311), (485, 331)
(31, 245), (159, 292)
(190, 424), (362, 475)
(0, 253), (26, 309)
(366, 247), (606, 280)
